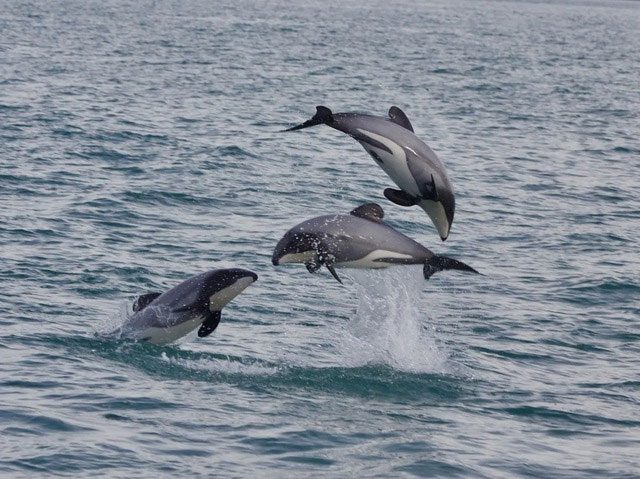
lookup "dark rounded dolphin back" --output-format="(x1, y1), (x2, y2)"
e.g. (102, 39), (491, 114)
(153, 268), (258, 311)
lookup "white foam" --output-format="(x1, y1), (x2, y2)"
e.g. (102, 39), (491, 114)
(160, 352), (279, 376)
(334, 267), (448, 373)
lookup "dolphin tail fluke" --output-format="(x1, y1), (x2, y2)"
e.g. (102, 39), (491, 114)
(283, 106), (333, 131)
(423, 255), (480, 280)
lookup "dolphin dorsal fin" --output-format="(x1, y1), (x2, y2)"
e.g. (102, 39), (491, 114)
(133, 292), (162, 312)
(388, 106), (414, 132)
(350, 203), (384, 222)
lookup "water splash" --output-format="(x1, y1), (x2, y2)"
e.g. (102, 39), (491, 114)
(93, 300), (131, 338)
(334, 267), (448, 373)
(94, 277), (448, 376)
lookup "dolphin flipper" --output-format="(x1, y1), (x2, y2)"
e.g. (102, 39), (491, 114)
(388, 106), (414, 132)
(326, 264), (343, 284)
(198, 311), (222, 338)
(384, 188), (418, 207)
(133, 292), (162, 312)
(308, 253), (341, 283)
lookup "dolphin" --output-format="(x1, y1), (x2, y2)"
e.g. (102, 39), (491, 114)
(271, 203), (478, 284)
(284, 105), (456, 241)
(109, 268), (258, 345)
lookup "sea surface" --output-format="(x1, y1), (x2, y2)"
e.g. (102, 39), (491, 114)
(1, 0), (639, 477)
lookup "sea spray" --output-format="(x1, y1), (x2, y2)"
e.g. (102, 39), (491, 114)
(335, 267), (448, 373)
(93, 300), (131, 338)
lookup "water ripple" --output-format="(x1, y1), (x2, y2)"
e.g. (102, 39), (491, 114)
(1, 0), (639, 476)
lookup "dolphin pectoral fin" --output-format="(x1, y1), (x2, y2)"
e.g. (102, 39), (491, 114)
(388, 106), (414, 132)
(383, 188), (418, 207)
(133, 292), (162, 312)
(198, 311), (222, 338)
(423, 255), (480, 280)
(306, 261), (322, 273)
(326, 264), (343, 284)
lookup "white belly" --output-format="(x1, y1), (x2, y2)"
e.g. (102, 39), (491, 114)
(338, 250), (416, 269)
(418, 199), (450, 240)
(208, 276), (255, 310)
(356, 129), (421, 196)
(276, 251), (316, 265)
(136, 315), (204, 345)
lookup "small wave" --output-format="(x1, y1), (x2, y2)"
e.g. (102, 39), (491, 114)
(159, 353), (279, 376)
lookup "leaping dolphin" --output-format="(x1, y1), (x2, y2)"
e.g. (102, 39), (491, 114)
(284, 106), (456, 241)
(272, 203), (478, 284)
(108, 268), (258, 345)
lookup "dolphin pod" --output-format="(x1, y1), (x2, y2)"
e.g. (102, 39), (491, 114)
(109, 104), (479, 345)
(284, 106), (455, 241)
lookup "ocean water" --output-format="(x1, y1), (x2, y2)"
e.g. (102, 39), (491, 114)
(1, 0), (639, 476)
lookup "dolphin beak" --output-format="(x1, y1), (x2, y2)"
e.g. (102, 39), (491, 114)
(441, 201), (454, 241)
(436, 215), (452, 242)
(271, 240), (285, 265)
(250, 272), (258, 282)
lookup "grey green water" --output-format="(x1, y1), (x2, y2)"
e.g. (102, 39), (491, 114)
(1, 0), (639, 477)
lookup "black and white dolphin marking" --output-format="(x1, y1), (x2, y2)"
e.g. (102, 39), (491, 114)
(109, 268), (258, 345)
(272, 203), (478, 284)
(284, 106), (456, 241)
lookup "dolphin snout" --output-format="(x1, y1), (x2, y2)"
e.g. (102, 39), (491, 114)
(272, 239), (287, 266)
